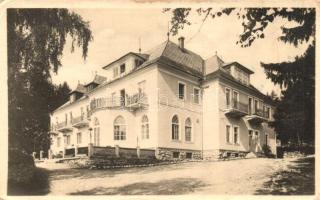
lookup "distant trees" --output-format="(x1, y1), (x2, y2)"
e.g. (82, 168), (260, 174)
(165, 8), (315, 145)
(8, 9), (93, 153)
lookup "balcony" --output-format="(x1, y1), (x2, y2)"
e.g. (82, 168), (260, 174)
(49, 125), (59, 135)
(126, 93), (148, 110)
(90, 93), (148, 113)
(56, 121), (73, 133)
(72, 115), (89, 128)
(246, 108), (270, 123)
(224, 101), (248, 118)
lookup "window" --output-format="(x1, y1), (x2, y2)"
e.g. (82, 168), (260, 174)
(248, 97), (253, 114)
(234, 127), (239, 144)
(66, 135), (71, 145)
(120, 89), (126, 106)
(77, 132), (82, 144)
(172, 115), (179, 140)
(70, 111), (73, 123)
(267, 107), (271, 118)
(113, 67), (119, 78)
(254, 99), (259, 112)
(233, 91), (239, 109)
(226, 125), (231, 143)
(135, 59), (143, 67)
(173, 152), (180, 158)
(186, 152), (192, 159)
(141, 115), (149, 139)
(114, 116), (126, 140)
(226, 88), (231, 106)
(193, 88), (200, 104)
(255, 130), (259, 138)
(178, 82), (185, 100)
(249, 130), (253, 146)
(65, 113), (68, 124)
(70, 94), (76, 103)
(93, 118), (100, 146)
(120, 63), (126, 74)
(57, 137), (61, 147)
(185, 118), (192, 142)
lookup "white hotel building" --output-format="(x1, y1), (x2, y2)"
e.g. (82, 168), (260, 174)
(49, 37), (277, 160)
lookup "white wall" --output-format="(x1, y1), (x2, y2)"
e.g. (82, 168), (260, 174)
(157, 66), (202, 150)
(202, 79), (220, 151)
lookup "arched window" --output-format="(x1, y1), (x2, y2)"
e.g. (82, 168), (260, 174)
(172, 115), (179, 140)
(114, 116), (126, 140)
(93, 117), (100, 146)
(141, 115), (149, 139)
(185, 118), (192, 142)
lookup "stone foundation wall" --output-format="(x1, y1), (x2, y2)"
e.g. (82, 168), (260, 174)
(203, 149), (249, 160)
(156, 147), (201, 160)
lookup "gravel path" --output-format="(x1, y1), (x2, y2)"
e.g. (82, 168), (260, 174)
(36, 156), (314, 195)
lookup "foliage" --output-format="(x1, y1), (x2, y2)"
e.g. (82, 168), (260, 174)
(262, 144), (272, 157)
(165, 8), (315, 145)
(8, 9), (92, 154)
(8, 148), (35, 184)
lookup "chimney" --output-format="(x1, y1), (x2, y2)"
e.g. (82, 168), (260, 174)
(178, 36), (185, 50)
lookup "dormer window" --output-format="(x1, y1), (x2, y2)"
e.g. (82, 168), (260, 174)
(70, 93), (76, 103)
(120, 63), (126, 74)
(235, 67), (249, 85)
(135, 59), (144, 68)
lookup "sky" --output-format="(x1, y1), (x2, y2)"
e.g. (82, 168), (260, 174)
(51, 8), (310, 96)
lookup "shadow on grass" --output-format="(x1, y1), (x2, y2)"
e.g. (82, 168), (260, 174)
(255, 156), (315, 195)
(8, 167), (50, 195)
(50, 162), (194, 181)
(69, 177), (207, 195)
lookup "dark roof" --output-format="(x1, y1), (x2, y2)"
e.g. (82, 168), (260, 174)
(102, 52), (149, 69)
(102, 40), (205, 77)
(140, 40), (204, 75)
(69, 83), (86, 94)
(85, 74), (107, 86)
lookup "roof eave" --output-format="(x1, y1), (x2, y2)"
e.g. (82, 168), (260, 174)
(102, 52), (148, 69)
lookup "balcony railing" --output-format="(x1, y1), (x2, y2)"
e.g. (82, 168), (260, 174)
(126, 93), (148, 107)
(252, 109), (269, 119)
(71, 115), (89, 128)
(72, 115), (85, 124)
(54, 121), (73, 133)
(56, 121), (68, 129)
(90, 93), (148, 112)
(246, 108), (270, 123)
(225, 100), (248, 117)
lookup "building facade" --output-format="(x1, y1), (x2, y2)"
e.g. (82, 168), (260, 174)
(49, 37), (277, 160)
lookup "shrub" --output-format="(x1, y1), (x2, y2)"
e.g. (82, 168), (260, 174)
(262, 144), (272, 158)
